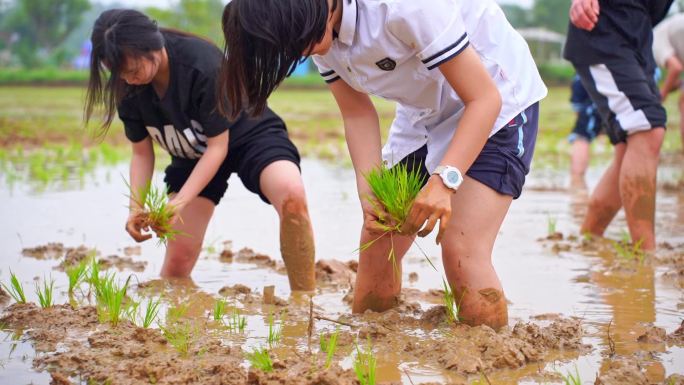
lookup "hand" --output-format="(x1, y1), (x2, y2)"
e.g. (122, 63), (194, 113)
(400, 175), (453, 244)
(570, 0), (600, 31)
(166, 197), (186, 227)
(360, 195), (394, 235)
(125, 210), (153, 243)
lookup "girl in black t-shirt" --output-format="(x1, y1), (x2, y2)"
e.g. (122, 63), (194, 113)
(84, 9), (315, 291)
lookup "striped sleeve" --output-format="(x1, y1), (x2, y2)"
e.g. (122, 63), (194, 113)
(387, 0), (469, 70)
(313, 56), (341, 84)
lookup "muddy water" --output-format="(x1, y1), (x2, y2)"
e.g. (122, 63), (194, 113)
(0, 158), (683, 384)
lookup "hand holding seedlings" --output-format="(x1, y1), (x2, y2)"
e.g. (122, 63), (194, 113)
(126, 210), (154, 243)
(400, 175), (453, 244)
(360, 197), (395, 235)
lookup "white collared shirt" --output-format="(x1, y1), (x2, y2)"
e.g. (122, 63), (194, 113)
(313, 0), (548, 172)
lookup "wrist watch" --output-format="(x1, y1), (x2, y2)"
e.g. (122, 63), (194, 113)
(432, 165), (463, 191)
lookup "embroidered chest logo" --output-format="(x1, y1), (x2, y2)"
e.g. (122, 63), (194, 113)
(375, 57), (396, 71)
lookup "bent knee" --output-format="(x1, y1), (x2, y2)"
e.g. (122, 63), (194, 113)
(278, 185), (309, 217)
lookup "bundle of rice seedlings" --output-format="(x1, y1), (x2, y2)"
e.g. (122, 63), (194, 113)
(126, 180), (182, 245)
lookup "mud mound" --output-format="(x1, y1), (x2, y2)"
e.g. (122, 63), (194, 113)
(246, 358), (359, 385)
(594, 357), (648, 385)
(316, 259), (356, 285)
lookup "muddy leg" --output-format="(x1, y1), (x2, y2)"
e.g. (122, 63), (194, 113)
(260, 160), (315, 292)
(619, 128), (664, 251)
(160, 196), (215, 278)
(440, 177), (512, 330)
(352, 230), (414, 313)
(679, 94), (684, 153)
(581, 144), (626, 237)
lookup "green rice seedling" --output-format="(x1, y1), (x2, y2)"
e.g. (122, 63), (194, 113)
(559, 366), (581, 385)
(246, 347), (273, 372)
(2, 271), (26, 304)
(353, 339), (377, 385)
(442, 278), (459, 323)
(34, 276), (54, 308)
(125, 180), (182, 245)
(213, 298), (227, 322)
(228, 308), (246, 332)
(267, 312), (282, 346)
(361, 162), (427, 275)
(65, 258), (89, 295)
(612, 234), (645, 263)
(141, 297), (162, 328)
(320, 327), (340, 369)
(87, 257), (101, 291)
(160, 322), (194, 356)
(547, 216), (558, 236)
(125, 299), (140, 324)
(167, 303), (189, 323)
(95, 273), (131, 326)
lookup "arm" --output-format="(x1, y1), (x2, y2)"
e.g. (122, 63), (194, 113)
(126, 137), (155, 242)
(328, 80), (387, 233)
(570, 0), (600, 31)
(661, 56), (683, 101)
(402, 46), (502, 244)
(168, 130), (229, 216)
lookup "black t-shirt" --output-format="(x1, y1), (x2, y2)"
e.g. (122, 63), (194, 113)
(564, 0), (674, 66)
(117, 31), (282, 161)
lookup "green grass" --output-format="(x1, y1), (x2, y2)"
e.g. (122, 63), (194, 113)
(65, 258), (89, 295)
(160, 322), (194, 356)
(34, 276), (55, 308)
(353, 339), (377, 385)
(2, 271), (26, 304)
(94, 272), (132, 326)
(267, 312), (282, 347)
(140, 297), (162, 328)
(320, 327), (340, 369)
(442, 278), (459, 324)
(213, 298), (227, 322)
(227, 308), (246, 333)
(126, 181), (182, 245)
(246, 347), (273, 373)
(559, 366), (582, 385)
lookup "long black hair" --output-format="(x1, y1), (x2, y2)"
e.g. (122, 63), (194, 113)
(219, 0), (337, 119)
(84, 9), (165, 138)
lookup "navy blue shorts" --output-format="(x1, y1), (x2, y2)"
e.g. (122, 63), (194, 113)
(569, 102), (604, 143)
(397, 103), (539, 200)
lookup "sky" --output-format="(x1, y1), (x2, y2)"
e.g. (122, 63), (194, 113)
(99, 0), (535, 9)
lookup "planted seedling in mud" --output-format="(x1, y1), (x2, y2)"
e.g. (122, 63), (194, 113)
(319, 327), (340, 369)
(613, 230), (645, 263)
(228, 308), (246, 333)
(213, 298), (227, 322)
(246, 347), (273, 373)
(65, 258), (89, 296)
(2, 271), (26, 304)
(140, 297), (162, 328)
(267, 312), (282, 346)
(547, 216), (558, 236)
(125, 180), (184, 245)
(35, 276), (55, 308)
(167, 303), (189, 323)
(353, 339), (377, 385)
(95, 272), (132, 326)
(442, 278), (460, 323)
(558, 366), (581, 385)
(361, 162), (436, 276)
(160, 321), (195, 356)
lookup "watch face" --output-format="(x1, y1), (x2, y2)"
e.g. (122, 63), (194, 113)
(446, 170), (461, 185)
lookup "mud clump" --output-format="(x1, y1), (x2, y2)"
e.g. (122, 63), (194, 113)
(98, 254), (147, 272)
(637, 325), (666, 344)
(21, 242), (67, 259)
(594, 357), (648, 385)
(122, 245), (141, 256)
(246, 358), (359, 385)
(218, 284), (252, 296)
(315, 259), (356, 285)
(236, 247), (277, 268)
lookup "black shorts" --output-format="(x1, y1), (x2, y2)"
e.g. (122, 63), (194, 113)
(396, 103), (539, 200)
(569, 103), (604, 143)
(574, 61), (667, 145)
(164, 124), (301, 205)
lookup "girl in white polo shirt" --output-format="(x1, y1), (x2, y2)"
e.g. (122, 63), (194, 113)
(219, 0), (547, 329)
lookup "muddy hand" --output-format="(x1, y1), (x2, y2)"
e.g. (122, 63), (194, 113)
(570, 0), (600, 31)
(400, 175), (452, 244)
(166, 197), (186, 227)
(125, 211), (153, 243)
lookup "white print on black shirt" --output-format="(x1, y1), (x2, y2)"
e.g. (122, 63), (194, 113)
(145, 120), (208, 159)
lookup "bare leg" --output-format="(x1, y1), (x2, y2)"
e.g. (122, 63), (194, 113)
(160, 196), (215, 278)
(352, 231), (414, 313)
(679, 93), (684, 152)
(259, 160), (315, 291)
(619, 128), (664, 251)
(581, 144), (626, 237)
(440, 177), (512, 330)
(570, 138), (591, 187)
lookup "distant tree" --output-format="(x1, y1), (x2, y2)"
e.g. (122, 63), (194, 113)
(500, 4), (532, 29)
(146, 0), (225, 46)
(2, 0), (90, 67)
(531, 0), (572, 34)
